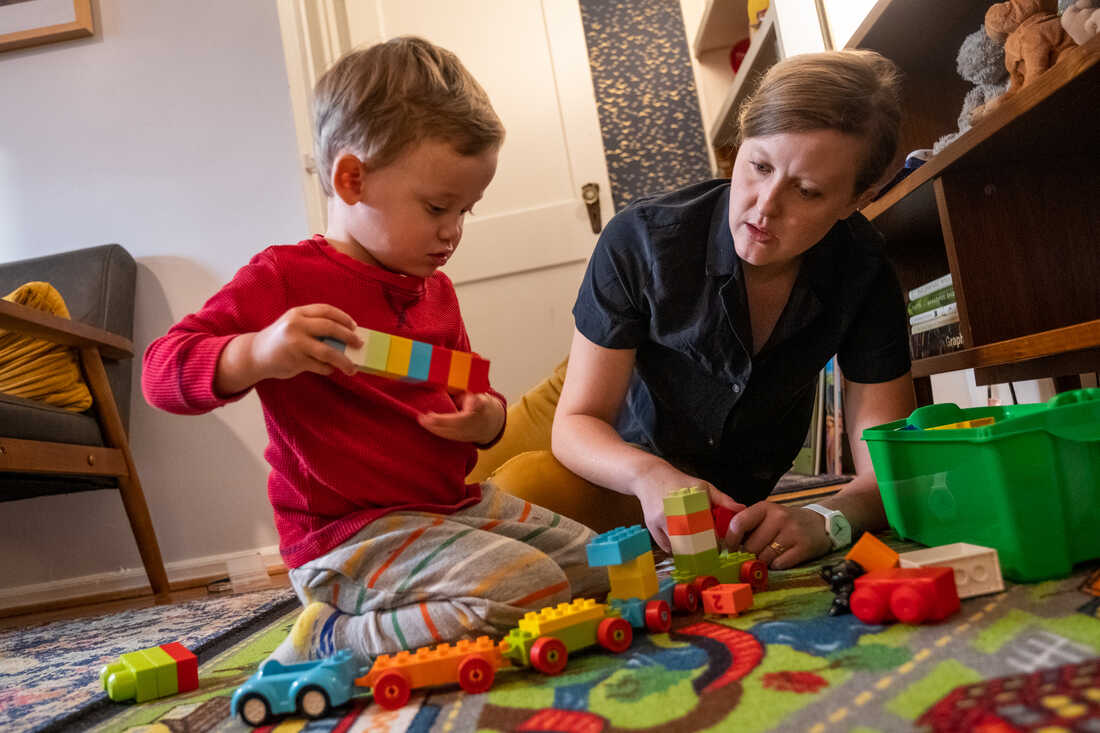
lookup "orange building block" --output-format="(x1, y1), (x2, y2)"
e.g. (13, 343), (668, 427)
(846, 532), (899, 572)
(701, 583), (753, 616)
(666, 508), (715, 536)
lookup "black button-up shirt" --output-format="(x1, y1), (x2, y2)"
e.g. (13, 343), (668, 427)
(573, 179), (910, 505)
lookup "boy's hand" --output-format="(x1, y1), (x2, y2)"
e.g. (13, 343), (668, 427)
(418, 391), (505, 445)
(216, 304), (362, 394)
(628, 462), (744, 552)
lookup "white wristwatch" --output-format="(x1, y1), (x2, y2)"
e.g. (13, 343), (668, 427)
(803, 504), (853, 550)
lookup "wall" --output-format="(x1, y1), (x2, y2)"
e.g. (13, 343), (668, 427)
(0, 0), (306, 597)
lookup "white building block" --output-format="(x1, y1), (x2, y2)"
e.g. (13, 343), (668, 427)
(898, 543), (1004, 598)
(669, 528), (717, 557)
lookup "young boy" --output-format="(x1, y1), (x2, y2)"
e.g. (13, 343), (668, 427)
(143, 37), (606, 665)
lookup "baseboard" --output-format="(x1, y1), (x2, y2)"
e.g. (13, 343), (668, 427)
(0, 545), (286, 614)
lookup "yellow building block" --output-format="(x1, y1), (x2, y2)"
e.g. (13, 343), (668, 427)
(608, 573), (660, 602)
(518, 598), (606, 636)
(385, 335), (413, 376)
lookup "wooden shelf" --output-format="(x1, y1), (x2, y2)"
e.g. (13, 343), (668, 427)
(863, 36), (1100, 222)
(709, 10), (778, 148)
(694, 0), (749, 58)
(911, 320), (1100, 379)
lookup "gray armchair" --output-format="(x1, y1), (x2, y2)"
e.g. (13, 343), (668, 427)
(0, 244), (168, 596)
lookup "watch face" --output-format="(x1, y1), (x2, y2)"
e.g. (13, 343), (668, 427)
(830, 513), (852, 547)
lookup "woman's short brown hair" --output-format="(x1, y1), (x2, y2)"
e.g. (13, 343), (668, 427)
(312, 36), (505, 196)
(736, 50), (903, 195)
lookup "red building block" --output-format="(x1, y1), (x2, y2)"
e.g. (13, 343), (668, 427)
(851, 567), (959, 625)
(701, 583), (754, 616)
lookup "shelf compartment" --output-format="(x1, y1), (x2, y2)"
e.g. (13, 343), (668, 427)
(863, 36), (1100, 222)
(708, 9), (778, 151)
(911, 320), (1100, 379)
(694, 0), (749, 58)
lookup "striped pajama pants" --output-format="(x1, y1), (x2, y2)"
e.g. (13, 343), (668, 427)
(287, 482), (610, 659)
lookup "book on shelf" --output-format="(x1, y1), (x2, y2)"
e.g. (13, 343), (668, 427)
(911, 316), (963, 359)
(907, 285), (955, 317)
(790, 370), (824, 476)
(910, 301), (957, 326)
(907, 273), (952, 302)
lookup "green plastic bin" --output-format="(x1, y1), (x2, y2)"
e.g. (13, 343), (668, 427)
(862, 388), (1100, 582)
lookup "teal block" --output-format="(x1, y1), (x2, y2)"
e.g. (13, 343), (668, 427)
(587, 525), (651, 567)
(407, 341), (432, 381)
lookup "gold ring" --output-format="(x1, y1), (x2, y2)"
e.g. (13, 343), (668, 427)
(768, 541), (788, 555)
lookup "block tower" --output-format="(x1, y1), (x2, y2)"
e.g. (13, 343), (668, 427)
(663, 487), (768, 591)
(324, 327), (490, 392)
(586, 525), (658, 602)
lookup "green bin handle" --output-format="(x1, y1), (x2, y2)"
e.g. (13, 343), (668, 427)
(1042, 388), (1100, 442)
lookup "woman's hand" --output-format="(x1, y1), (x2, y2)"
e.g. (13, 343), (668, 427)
(723, 502), (833, 569)
(216, 304), (361, 395)
(419, 390), (506, 445)
(629, 462), (744, 552)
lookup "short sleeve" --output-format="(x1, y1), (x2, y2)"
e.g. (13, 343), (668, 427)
(837, 259), (912, 383)
(572, 209), (651, 349)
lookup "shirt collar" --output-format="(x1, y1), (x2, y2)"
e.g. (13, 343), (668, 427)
(706, 185), (741, 279)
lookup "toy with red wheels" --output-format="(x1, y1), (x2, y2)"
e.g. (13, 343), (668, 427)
(666, 488), (769, 593)
(355, 636), (507, 710)
(850, 567), (960, 625)
(501, 599), (633, 675)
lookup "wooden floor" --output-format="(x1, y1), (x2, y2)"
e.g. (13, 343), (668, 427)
(0, 570), (291, 631)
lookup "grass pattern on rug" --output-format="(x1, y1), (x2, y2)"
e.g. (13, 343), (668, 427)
(87, 540), (1100, 732)
(0, 587), (298, 732)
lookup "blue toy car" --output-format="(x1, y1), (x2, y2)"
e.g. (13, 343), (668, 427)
(231, 650), (369, 726)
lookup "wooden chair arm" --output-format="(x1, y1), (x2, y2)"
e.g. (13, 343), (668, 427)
(0, 298), (133, 360)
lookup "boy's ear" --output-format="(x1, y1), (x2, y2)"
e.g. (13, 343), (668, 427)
(331, 154), (365, 205)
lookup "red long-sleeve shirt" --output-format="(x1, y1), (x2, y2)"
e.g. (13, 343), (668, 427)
(143, 236), (503, 567)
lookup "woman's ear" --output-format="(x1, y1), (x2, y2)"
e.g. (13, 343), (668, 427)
(331, 154), (365, 205)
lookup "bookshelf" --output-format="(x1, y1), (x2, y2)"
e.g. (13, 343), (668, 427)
(848, 0), (1100, 397)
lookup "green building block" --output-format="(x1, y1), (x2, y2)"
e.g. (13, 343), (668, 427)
(672, 547), (719, 578)
(663, 487), (711, 517)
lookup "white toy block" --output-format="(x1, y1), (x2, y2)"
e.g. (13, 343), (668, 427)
(669, 528), (717, 557)
(898, 542), (1004, 599)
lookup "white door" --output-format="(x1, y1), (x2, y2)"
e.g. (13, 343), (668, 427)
(276, 0), (611, 399)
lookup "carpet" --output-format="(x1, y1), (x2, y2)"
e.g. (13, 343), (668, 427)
(82, 538), (1100, 733)
(0, 586), (299, 732)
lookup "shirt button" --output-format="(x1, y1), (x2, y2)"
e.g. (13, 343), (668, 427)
(707, 438), (715, 447)
(732, 383), (742, 394)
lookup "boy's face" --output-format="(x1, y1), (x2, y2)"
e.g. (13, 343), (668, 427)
(342, 139), (498, 278)
(728, 129), (874, 273)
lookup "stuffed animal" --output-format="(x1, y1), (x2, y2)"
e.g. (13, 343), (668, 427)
(933, 26), (1010, 153)
(985, 0), (1077, 97)
(1062, 0), (1100, 44)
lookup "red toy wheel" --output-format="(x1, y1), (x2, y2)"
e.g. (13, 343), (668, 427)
(891, 586), (931, 625)
(850, 587), (888, 624)
(373, 670), (411, 710)
(457, 654), (496, 694)
(673, 582), (699, 612)
(530, 636), (569, 675)
(740, 560), (768, 590)
(692, 575), (719, 594)
(644, 600), (672, 632)
(597, 616), (633, 653)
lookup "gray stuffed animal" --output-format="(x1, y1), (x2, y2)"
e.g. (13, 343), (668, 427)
(934, 25), (1011, 153)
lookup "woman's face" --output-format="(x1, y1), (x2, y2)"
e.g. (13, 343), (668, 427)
(729, 129), (875, 273)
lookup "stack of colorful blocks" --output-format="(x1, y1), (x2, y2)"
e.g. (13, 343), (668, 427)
(324, 326), (490, 392)
(586, 525), (659, 602)
(101, 642), (198, 703)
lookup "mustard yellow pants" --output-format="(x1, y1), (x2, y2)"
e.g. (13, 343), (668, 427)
(467, 359), (646, 534)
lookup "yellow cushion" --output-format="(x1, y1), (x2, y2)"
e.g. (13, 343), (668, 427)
(469, 357), (645, 532)
(467, 357), (568, 483)
(0, 282), (93, 411)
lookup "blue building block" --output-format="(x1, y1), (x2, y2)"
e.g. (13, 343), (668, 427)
(586, 525), (651, 567)
(407, 340), (433, 381)
(609, 577), (675, 628)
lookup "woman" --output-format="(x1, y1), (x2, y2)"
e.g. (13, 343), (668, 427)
(552, 50), (916, 569)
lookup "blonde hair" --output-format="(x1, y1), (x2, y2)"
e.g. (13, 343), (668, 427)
(312, 36), (505, 196)
(737, 50), (902, 195)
